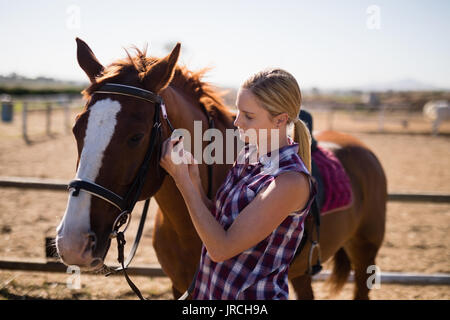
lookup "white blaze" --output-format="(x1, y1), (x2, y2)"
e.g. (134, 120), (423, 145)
(56, 99), (121, 256)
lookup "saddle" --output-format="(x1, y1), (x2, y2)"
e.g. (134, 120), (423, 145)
(300, 110), (353, 216)
(294, 110), (353, 274)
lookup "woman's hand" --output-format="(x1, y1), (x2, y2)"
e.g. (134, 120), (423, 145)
(160, 136), (198, 184)
(188, 156), (201, 185)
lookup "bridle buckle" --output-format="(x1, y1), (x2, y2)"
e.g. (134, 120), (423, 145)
(110, 211), (132, 238)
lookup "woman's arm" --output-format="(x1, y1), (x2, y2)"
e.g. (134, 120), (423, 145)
(176, 170), (310, 262)
(161, 136), (213, 210)
(188, 165), (214, 211)
(160, 136), (310, 262)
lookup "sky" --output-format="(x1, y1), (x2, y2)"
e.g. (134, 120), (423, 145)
(0, 0), (449, 90)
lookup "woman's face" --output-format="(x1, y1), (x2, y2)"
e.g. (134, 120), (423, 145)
(234, 88), (282, 146)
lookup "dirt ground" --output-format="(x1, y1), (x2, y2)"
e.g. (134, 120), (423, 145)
(0, 107), (449, 300)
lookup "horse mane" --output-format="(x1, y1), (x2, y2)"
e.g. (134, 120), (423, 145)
(82, 47), (236, 127)
(170, 66), (236, 126)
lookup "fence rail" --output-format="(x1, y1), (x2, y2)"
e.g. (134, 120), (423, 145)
(1, 176), (449, 203)
(0, 258), (448, 285)
(0, 176), (67, 191)
(0, 258), (166, 278)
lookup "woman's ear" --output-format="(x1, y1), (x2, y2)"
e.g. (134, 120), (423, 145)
(274, 113), (289, 127)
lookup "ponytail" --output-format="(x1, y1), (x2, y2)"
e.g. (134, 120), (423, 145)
(293, 118), (312, 173)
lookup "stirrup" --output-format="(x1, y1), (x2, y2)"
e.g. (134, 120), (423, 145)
(308, 240), (323, 276)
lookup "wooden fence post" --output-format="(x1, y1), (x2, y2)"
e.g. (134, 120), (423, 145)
(64, 103), (71, 134)
(22, 101), (30, 144)
(46, 102), (52, 136)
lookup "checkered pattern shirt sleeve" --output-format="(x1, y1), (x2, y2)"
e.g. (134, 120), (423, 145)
(191, 138), (318, 300)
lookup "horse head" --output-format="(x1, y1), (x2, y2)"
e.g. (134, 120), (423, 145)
(56, 38), (180, 271)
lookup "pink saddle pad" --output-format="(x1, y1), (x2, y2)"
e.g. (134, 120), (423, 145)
(312, 145), (353, 216)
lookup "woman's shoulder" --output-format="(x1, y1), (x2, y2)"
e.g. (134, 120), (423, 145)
(282, 152), (311, 176)
(256, 167), (311, 214)
(275, 170), (310, 192)
(266, 145), (311, 178)
(267, 149), (316, 211)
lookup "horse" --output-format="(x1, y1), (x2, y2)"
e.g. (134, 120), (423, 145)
(423, 100), (450, 135)
(56, 38), (387, 300)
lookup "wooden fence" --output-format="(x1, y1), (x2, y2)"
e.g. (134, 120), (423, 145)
(0, 176), (449, 286)
(1, 176), (449, 203)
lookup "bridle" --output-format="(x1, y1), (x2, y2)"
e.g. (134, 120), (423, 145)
(69, 83), (173, 237)
(67, 82), (214, 300)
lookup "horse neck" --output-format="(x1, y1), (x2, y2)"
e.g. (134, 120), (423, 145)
(160, 85), (237, 157)
(160, 86), (209, 138)
(154, 85), (235, 238)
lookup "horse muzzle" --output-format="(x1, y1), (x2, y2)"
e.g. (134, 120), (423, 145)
(56, 230), (103, 271)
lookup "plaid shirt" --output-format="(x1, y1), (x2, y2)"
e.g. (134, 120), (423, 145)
(191, 137), (318, 300)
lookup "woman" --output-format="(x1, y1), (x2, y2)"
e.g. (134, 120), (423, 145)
(160, 68), (317, 300)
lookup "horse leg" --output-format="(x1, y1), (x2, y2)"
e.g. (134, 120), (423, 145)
(291, 274), (314, 300)
(289, 206), (358, 299)
(153, 207), (200, 299)
(343, 238), (381, 300)
(342, 178), (386, 300)
(331, 143), (386, 300)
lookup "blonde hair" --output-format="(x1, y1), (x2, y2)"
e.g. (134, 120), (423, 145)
(242, 68), (312, 172)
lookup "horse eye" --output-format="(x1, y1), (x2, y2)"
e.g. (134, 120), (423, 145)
(129, 133), (144, 144)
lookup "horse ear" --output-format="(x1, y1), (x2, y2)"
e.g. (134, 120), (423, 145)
(76, 37), (104, 83)
(142, 43), (181, 93)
